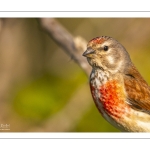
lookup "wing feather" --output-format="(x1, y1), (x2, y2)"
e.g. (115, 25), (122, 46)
(124, 64), (150, 113)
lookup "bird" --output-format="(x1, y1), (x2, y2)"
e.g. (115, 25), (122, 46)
(82, 36), (150, 132)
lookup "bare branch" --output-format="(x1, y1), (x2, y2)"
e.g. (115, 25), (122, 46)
(40, 18), (91, 75)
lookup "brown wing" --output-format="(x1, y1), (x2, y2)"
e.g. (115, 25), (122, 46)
(123, 64), (150, 113)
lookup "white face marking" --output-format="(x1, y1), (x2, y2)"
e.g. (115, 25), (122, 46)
(111, 59), (123, 74)
(106, 55), (114, 65)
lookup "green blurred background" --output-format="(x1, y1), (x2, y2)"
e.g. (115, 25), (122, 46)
(0, 18), (150, 132)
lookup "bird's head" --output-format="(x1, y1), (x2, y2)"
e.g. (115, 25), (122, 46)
(83, 36), (131, 73)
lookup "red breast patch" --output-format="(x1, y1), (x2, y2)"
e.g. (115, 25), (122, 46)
(99, 80), (129, 118)
(90, 80), (130, 119)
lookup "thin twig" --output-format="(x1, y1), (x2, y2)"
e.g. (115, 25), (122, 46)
(40, 18), (91, 75)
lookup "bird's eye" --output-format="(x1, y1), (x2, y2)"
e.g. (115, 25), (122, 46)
(104, 46), (108, 51)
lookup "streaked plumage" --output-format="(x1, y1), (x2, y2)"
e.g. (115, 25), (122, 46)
(83, 36), (150, 132)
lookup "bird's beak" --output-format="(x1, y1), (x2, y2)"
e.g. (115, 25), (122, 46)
(82, 48), (95, 57)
